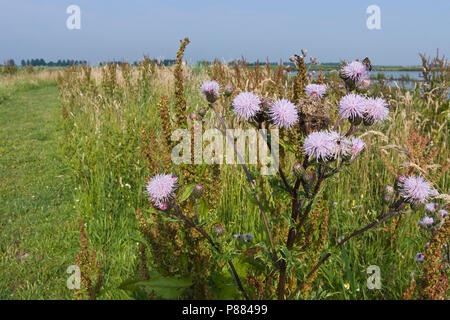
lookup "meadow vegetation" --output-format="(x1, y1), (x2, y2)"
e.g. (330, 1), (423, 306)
(0, 43), (448, 300)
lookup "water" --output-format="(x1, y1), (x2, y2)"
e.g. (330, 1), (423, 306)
(369, 70), (423, 90)
(369, 71), (449, 97)
(291, 69), (448, 97)
(370, 70), (423, 81)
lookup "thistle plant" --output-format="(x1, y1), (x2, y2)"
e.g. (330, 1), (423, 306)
(140, 51), (443, 300)
(57, 40), (448, 300)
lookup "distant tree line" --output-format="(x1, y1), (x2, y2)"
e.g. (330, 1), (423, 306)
(2, 57), (344, 70)
(99, 59), (177, 67)
(19, 59), (88, 67)
(1, 59), (18, 75)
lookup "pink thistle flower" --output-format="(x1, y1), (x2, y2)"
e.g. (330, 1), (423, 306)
(232, 92), (261, 120)
(415, 252), (425, 263)
(305, 84), (327, 99)
(364, 97), (389, 123)
(268, 99), (298, 129)
(327, 131), (351, 159)
(224, 83), (233, 96)
(399, 176), (432, 204)
(201, 81), (220, 103)
(349, 137), (365, 159)
(303, 131), (340, 161)
(342, 60), (368, 81)
(146, 174), (178, 207)
(438, 209), (448, 218)
(419, 216), (434, 226)
(338, 94), (366, 119)
(424, 202), (437, 213)
(360, 78), (371, 88)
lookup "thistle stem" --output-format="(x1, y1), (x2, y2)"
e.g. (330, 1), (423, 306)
(210, 104), (277, 260)
(172, 203), (250, 300)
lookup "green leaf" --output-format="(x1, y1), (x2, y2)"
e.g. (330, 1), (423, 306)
(209, 272), (240, 299)
(146, 207), (162, 215)
(198, 198), (210, 218)
(177, 183), (196, 203)
(278, 136), (296, 153)
(119, 276), (193, 299)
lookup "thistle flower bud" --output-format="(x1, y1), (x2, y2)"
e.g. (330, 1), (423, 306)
(382, 185), (394, 204)
(189, 113), (198, 121)
(415, 252), (425, 263)
(394, 175), (406, 191)
(438, 209), (448, 218)
(233, 233), (253, 242)
(224, 83), (233, 97)
(192, 184), (204, 198)
(293, 162), (305, 178)
(304, 173), (312, 182)
(198, 108), (206, 118)
(361, 78), (371, 88)
(215, 226), (224, 235)
(363, 116), (375, 126)
(233, 234), (244, 241)
(350, 116), (363, 126)
(158, 202), (169, 211)
(201, 81), (220, 103)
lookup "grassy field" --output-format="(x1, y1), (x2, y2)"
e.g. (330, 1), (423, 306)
(0, 54), (448, 300)
(0, 81), (78, 299)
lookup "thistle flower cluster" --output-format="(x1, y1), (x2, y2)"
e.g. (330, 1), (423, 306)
(146, 173), (178, 208)
(363, 97), (389, 124)
(398, 176), (433, 204)
(232, 92), (261, 120)
(342, 60), (368, 82)
(201, 81), (220, 103)
(268, 99), (298, 129)
(233, 233), (253, 242)
(303, 131), (365, 162)
(419, 201), (447, 229)
(339, 94), (366, 120)
(425, 202), (437, 213)
(339, 94), (389, 123)
(305, 84), (327, 99)
(201, 82), (303, 130)
(415, 201), (447, 266)
(419, 216), (434, 227)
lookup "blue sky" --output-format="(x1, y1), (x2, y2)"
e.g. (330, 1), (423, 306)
(1, 0), (449, 65)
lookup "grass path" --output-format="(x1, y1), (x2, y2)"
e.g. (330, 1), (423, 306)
(0, 84), (77, 299)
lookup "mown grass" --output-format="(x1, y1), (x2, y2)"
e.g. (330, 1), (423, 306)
(0, 82), (78, 299)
